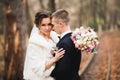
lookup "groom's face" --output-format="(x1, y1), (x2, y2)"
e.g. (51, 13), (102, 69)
(52, 18), (61, 34)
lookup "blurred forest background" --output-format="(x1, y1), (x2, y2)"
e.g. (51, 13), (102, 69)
(0, 0), (120, 80)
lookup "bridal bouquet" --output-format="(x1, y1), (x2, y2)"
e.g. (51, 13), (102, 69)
(71, 26), (99, 54)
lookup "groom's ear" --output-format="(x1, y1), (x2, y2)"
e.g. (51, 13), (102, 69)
(59, 22), (64, 27)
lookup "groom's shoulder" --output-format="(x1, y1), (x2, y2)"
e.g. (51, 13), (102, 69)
(61, 34), (73, 45)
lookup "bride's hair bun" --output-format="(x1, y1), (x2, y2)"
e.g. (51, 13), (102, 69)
(34, 10), (51, 27)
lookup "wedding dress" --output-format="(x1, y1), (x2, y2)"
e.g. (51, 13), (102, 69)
(23, 24), (59, 80)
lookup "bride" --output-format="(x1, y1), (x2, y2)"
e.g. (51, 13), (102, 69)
(23, 11), (65, 80)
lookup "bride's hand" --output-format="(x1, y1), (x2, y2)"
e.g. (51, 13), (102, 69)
(45, 48), (65, 70)
(54, 48), (65, 62)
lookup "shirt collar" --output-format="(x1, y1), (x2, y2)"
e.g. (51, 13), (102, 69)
(60, 30), (71, 38)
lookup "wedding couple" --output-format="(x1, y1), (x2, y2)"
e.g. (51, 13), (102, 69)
(23, 9), (81, 80)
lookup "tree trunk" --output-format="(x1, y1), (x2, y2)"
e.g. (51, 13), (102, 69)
(4, 0), (26, 80)
(48, 0), (56, 12)
(27, 0), (41, 23)
(79, 0), (83, 26)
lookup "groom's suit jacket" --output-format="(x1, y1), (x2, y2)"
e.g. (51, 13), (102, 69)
(51, 32), (81, 80)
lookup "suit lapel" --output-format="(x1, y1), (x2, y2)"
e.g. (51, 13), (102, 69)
(57, 32), (72, 46)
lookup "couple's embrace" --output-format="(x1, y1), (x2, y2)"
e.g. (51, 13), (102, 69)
(23, 9), (81, 80)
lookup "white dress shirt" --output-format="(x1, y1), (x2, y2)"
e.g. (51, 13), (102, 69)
(60, 30), (72, 39)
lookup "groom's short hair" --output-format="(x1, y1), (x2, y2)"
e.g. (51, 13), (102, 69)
(52, 9), (70, 25)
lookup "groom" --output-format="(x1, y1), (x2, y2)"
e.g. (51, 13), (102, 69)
(51, 9), (82, 80)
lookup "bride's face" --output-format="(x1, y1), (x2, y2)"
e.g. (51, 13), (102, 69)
(38, 18), (53, 37)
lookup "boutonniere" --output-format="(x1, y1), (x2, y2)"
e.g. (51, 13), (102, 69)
(50, 45), (58, 56)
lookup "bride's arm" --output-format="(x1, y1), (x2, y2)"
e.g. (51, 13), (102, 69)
(26, 43), (64, 77)
(45, 48), (65, 70)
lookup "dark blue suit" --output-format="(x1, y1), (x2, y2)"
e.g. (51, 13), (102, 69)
(51, 33), (81, 80)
